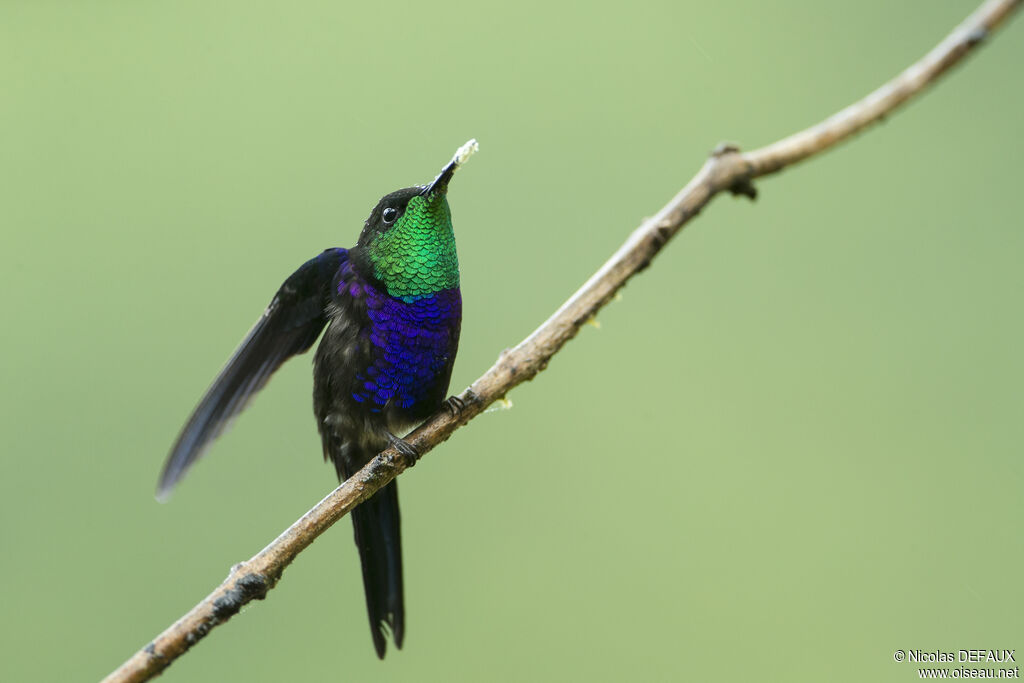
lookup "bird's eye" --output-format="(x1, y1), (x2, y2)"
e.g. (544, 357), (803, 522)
(382, 207), (398, 225)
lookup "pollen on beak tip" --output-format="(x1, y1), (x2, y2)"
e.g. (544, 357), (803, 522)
(454, 139), (479, 167)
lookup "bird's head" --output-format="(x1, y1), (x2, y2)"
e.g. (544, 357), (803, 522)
(355, 140), (477, 301)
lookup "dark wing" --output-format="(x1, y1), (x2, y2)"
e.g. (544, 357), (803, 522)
(157, 248), (347, 500)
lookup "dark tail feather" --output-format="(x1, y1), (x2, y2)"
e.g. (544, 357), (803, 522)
(351, 479), (404, 659)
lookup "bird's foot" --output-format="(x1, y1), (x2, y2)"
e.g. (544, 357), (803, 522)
(444, 395), (467, 418)
(387, 432), (420, 467)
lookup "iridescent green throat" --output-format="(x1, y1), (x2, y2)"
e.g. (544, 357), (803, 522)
(368, 194), (460, 301)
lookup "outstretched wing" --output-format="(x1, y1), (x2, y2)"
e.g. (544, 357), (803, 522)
(157, 248), (348, 499)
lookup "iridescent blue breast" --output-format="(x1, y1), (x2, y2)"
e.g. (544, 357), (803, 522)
(342, 277), (462, 412)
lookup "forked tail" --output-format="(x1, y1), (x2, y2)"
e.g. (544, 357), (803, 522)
(350, 479), (404, 658)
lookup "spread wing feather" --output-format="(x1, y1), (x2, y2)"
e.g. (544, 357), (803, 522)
(157, 248), (347, 499)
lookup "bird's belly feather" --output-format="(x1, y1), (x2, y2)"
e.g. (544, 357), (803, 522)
(313, 267), (461, 471)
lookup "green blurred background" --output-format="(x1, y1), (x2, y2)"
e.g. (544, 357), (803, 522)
(2, 1), (1021, 681)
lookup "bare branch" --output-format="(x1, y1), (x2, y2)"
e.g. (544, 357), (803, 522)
(103, 1), (1020, 681)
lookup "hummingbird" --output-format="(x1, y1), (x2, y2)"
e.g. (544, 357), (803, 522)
(157, 140), (477, 658)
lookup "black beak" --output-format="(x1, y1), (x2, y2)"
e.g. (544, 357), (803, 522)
(420, 140), (478, 197)
(421, 158), (458, 197)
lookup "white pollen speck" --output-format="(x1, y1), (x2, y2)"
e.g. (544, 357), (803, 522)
(484, 396), (514, 414)
(453, 139), (479, 167)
